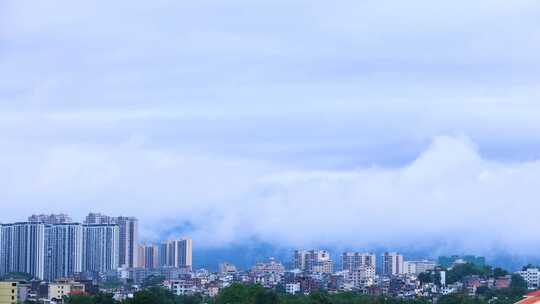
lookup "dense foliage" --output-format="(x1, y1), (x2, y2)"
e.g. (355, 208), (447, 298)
(61, 282), (529, 304)
(445, 263), (493, 284)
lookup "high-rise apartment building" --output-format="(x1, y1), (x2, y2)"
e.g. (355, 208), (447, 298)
(84, 213), (114, 225)
(293, 250), (308, 270)
(403, 260), (436, 275)
(28, 214), (73, 225)
(0, 223), (46, 280)
(116, 217), (138, 268)
(293, 250), (333, 273)
(44, 224), (83, 281)
(382, 252), (404, 276)
(341, 252), (376, 271)
(84, 214), (139, 269)
(82, 224), (119, 273)
(158, 238), (192, 270)
(138, 244), (158, 269)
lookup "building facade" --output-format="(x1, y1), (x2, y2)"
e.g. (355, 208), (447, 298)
(82, 224), (120, 273)
(382, 252), (404, 276)
(403, 260), (436, 275)
(158, 238), (192, 270)
(138, 244), (158, 269)
(0, 281), (18, 304)
(28, 214), (73, 225)
(116, 217), (139, 268)
(342, 252), (376, 272)
(0, 223), (46, 280)
(518, 268), (540, 289)
(44, 224), (83, 281)
(294, 250), (333, 273)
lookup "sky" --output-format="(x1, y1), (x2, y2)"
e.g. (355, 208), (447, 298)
(1, 0), (540, 259)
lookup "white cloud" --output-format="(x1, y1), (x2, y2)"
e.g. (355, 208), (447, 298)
(1, 136), (540, 256)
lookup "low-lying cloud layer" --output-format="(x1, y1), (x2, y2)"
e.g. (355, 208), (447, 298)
(1, 136), (540, 256)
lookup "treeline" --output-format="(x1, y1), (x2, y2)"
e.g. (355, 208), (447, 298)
(63, 285), (431, 304)
(61, 282), (529, 304)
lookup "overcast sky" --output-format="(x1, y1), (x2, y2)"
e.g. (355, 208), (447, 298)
(1, 0), (540, 255)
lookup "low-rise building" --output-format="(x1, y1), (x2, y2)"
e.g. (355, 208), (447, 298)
(48, 280), (85, 302)
(285, 283), (301, 295)
(0, 281), (18, 304)
(518, 268), (540, 289)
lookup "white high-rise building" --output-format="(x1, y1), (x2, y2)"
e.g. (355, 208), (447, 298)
(82, 224), (119, 273)
(294, 250), (333, 273)
(84, 214), (139, 269)
(158, 238), (192, 270)
(518, 268), (540, 289)
(382, 252), (404, 276)
(0, 223), (46, 279)
(403, 260), (436, 275)
(138, 244), (158, 269)
(28, 214), (73, 225)
(116, 217), (138, 268)
(84, 213), (114, 225)
(342, 252), (376, 271)
(44, 224), (83, 281)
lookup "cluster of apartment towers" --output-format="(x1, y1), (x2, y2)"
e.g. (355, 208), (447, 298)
(294, 250), (435, 276)
(0, 213), (192, 282)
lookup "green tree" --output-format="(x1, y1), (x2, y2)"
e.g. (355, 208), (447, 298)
(493, 268), (509, 277)
(510, 274), (528, 290)
(141, 275), (166, 288)
(64, 293), (117, 304)
(125, 287), (176, 304)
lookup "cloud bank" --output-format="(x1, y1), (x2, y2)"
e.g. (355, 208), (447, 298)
(1, 136), (540, 257)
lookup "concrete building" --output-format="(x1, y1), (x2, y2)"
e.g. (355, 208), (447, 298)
(382, 252), (404, 276)
(138, 244), (158, 269)
(0, 281), (18, 304)
(518, 268), (540, 289)
(403, 260), (436, 275)
(82, 224), (119, 273)
(403, 261), (416, 275)
(116, 217), (139, 268)
(251, 258), (285, 275)
(84, 214), (139, 269)
(28, 214), (73, 225)
(342, 252), (376, 271)
(293, 250), (308, 270)
(48, 280), (85, 301)
(294, 250), (333, 273)
(167, 279), (197, 296)
(219, 262), (237, 274)
(44, 223), (83, 281)
(158, 238), (192, 270)
(0, 223), (46, 280)
(348, 265), (376, 288)
(285, 283), (301, 295)
(84, 213), (115, 225)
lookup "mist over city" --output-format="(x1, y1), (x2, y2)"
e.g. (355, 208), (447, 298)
(1, 0), (540, 303)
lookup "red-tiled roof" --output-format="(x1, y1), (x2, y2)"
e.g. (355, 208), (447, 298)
(515, 297), (540, 304)
(515, 290), (540, 304)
